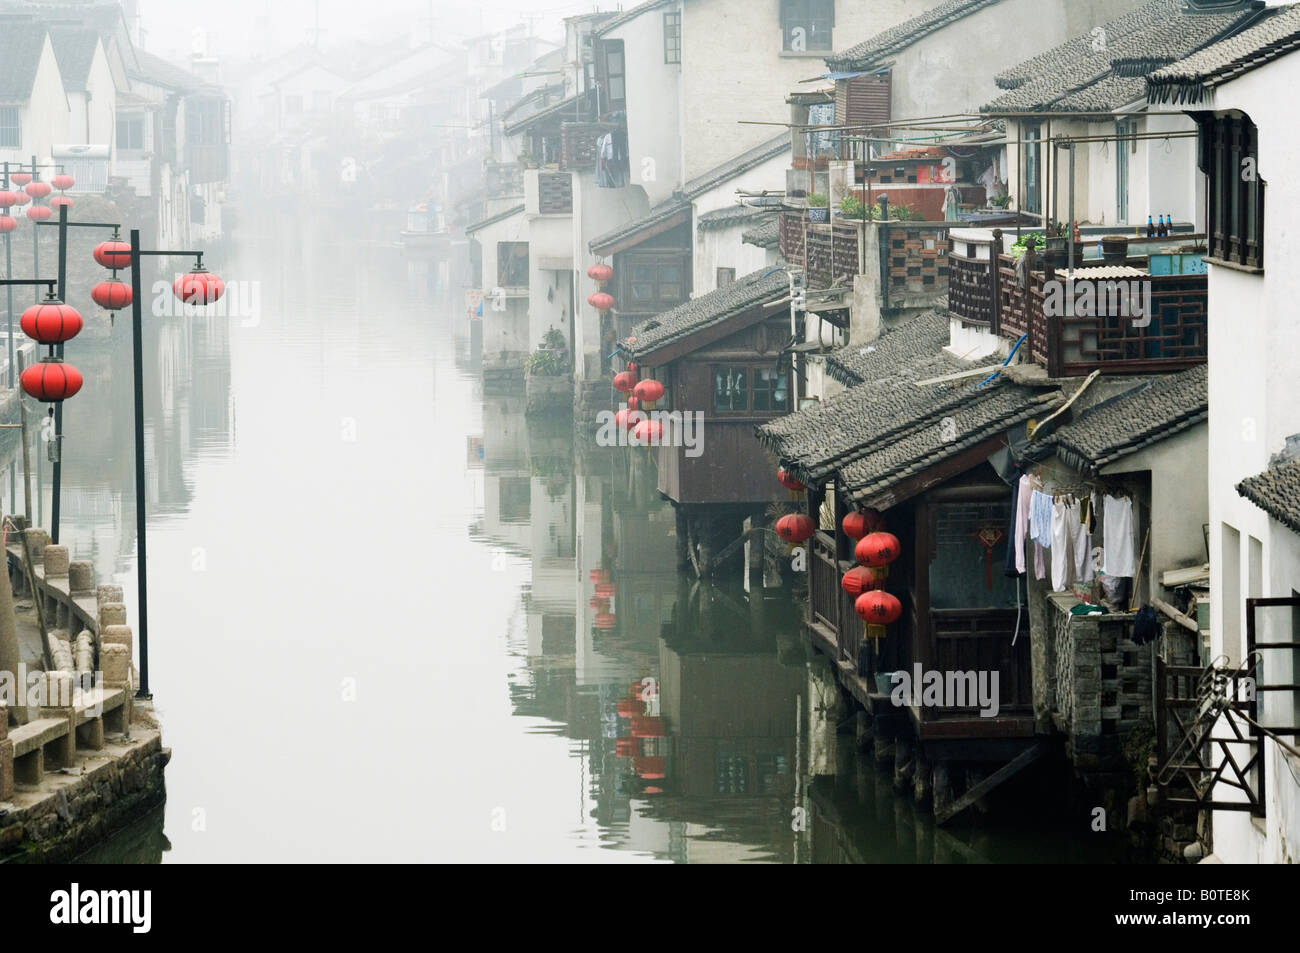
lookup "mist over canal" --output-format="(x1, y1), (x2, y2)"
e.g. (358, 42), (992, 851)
(0, 211), (1131, 863)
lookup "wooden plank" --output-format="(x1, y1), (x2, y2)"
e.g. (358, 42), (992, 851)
(935, 741), (1048, 825)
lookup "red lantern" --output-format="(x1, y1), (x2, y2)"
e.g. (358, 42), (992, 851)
(10, 173), (31, 186)
(26, 206), (51, 222)
(10, 191), (29, 206)
(588, 291), (615, 311)
(615, 408), (642, 431)
(24, 182), (51, 199)
(50, 195), (72, 209)
(20, 360), (82, 402)
(91, 279), (132, 310)
(630, 716), (664, 738)
(93, 240), (132, 269)
(595, 583), (616, 599)
(856, 531), (900, 567)
(626, 361), (637, 373)
(633, 756), (666, 778)
(777, 466), (806, 492)
(841, 565), (883, 597)
(843, 509), (883, 539)
(0, 216), (15, 234)
(631, 419), (662, 446)
(20, 300), (83, 344)
(173, 268), (225, 305)
(586, 263), (612, 282)
(594, 612), (616, 630)
(50, 174), (74, 191)
(615, 737), (637, 757)
(855, 590), (902, 625)
(616, 699), (637, 719)
(613, 370), (636, 393)
(626, 395), (639, 410)
(0, 191), (19, 207)
(632, 379), (664, 403)
(775, 513), (816, 544)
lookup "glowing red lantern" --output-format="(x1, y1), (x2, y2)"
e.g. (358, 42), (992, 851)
(173, 268), (224, 305)
(632, 379), (664, 404)
(843, 509), (884, 539)
(25, 182), (50, 199)
(10, 173), (31, 186)
(630, 716), (664, 738)
(855, 590), (901, 625)
(586, 263), (612, 282)
(50, 195), (72, 209)
(631, 419), (662, 446)
(633, 756), (666, 778)
(20, 360), (82, 402)
(0, 191), (19, 207)
(26, 206), (51, 222)
(91, 279), (132, 310)
(856, 531), (900, 567)
(613, 370), (636, 393)
(0, 216), (15, 234)
(841, 565), (883, 597)
(93, 240), (131, 268)
(777, 467), (806, 492)
(50, 174), (74, 191)
(588, 291), (614, 311)
(775, 513), (816, 544)
(20, 299), (83, 344)
(594, 612), (616, 630)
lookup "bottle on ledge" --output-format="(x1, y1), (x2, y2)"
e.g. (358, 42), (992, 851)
(1072, 220), (1081, 244)
(1146, 215), (1156, 238)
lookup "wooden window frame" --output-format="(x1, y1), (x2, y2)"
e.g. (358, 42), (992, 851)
(1204, 113), (1265, 271)
(710, 362), (790, 416)
(663, 11), (681, 65)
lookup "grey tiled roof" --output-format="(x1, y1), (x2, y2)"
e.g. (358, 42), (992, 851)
(983, 0), (1260, 114)
(502, 90), (590, 134)
(624, 267), (788, 360)
(743, 217), (780, 249)
(593, 0), (674, 37)
(49, 28), (98, 91)
(464, 204), (524, 235)
(590, 136), (788, 253)
(131, 49), (205, 90)
(827, 0), (1003, 72)
(1237, 456), (1300, 536)
(681, 134), (789, 197)
(590, 198), (690, 254)
(0, 23), (48, 101)
(824, 310), (954, 386)
(1149, 4), (1300, 104)
(697, 205), (777, 232)
(1048, 364), (1207, 474)
(757, 313), (1059, 500)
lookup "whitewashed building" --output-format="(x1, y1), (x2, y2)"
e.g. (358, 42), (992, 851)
(1147, 1), (1300, 866)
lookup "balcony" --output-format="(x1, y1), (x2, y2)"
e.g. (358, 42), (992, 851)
(779, 211), (951, 305)
(948, 228), (1208, 376)
(559, 120), (626, 177)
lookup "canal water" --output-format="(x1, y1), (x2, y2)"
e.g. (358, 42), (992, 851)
(11, 208), (1136, 862)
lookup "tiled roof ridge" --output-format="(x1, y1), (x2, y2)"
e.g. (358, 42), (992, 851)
(826, 0), (1003, 72)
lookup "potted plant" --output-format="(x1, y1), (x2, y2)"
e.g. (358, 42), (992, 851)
(806, 193), (829, 223)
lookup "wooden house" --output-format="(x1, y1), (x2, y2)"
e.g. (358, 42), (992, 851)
(622, 267), (796, 572)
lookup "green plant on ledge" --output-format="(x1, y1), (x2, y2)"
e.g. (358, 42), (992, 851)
(838, 195), (918, 221)
(806, 193), (829, 208)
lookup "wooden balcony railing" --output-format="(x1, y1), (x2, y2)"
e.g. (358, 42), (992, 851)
(559, 120), (624, 173)
(950, 229), (1208, 376)
(805, 222), (860, 290)
(537, 171), (572, 214)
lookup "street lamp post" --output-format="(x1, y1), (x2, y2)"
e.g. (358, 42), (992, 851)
(34, 204), (124, 544)
(126, 229), (223, 699)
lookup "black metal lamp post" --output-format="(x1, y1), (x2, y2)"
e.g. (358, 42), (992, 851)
(126, 229), (222, 699)
(34, 204), (123, 544)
